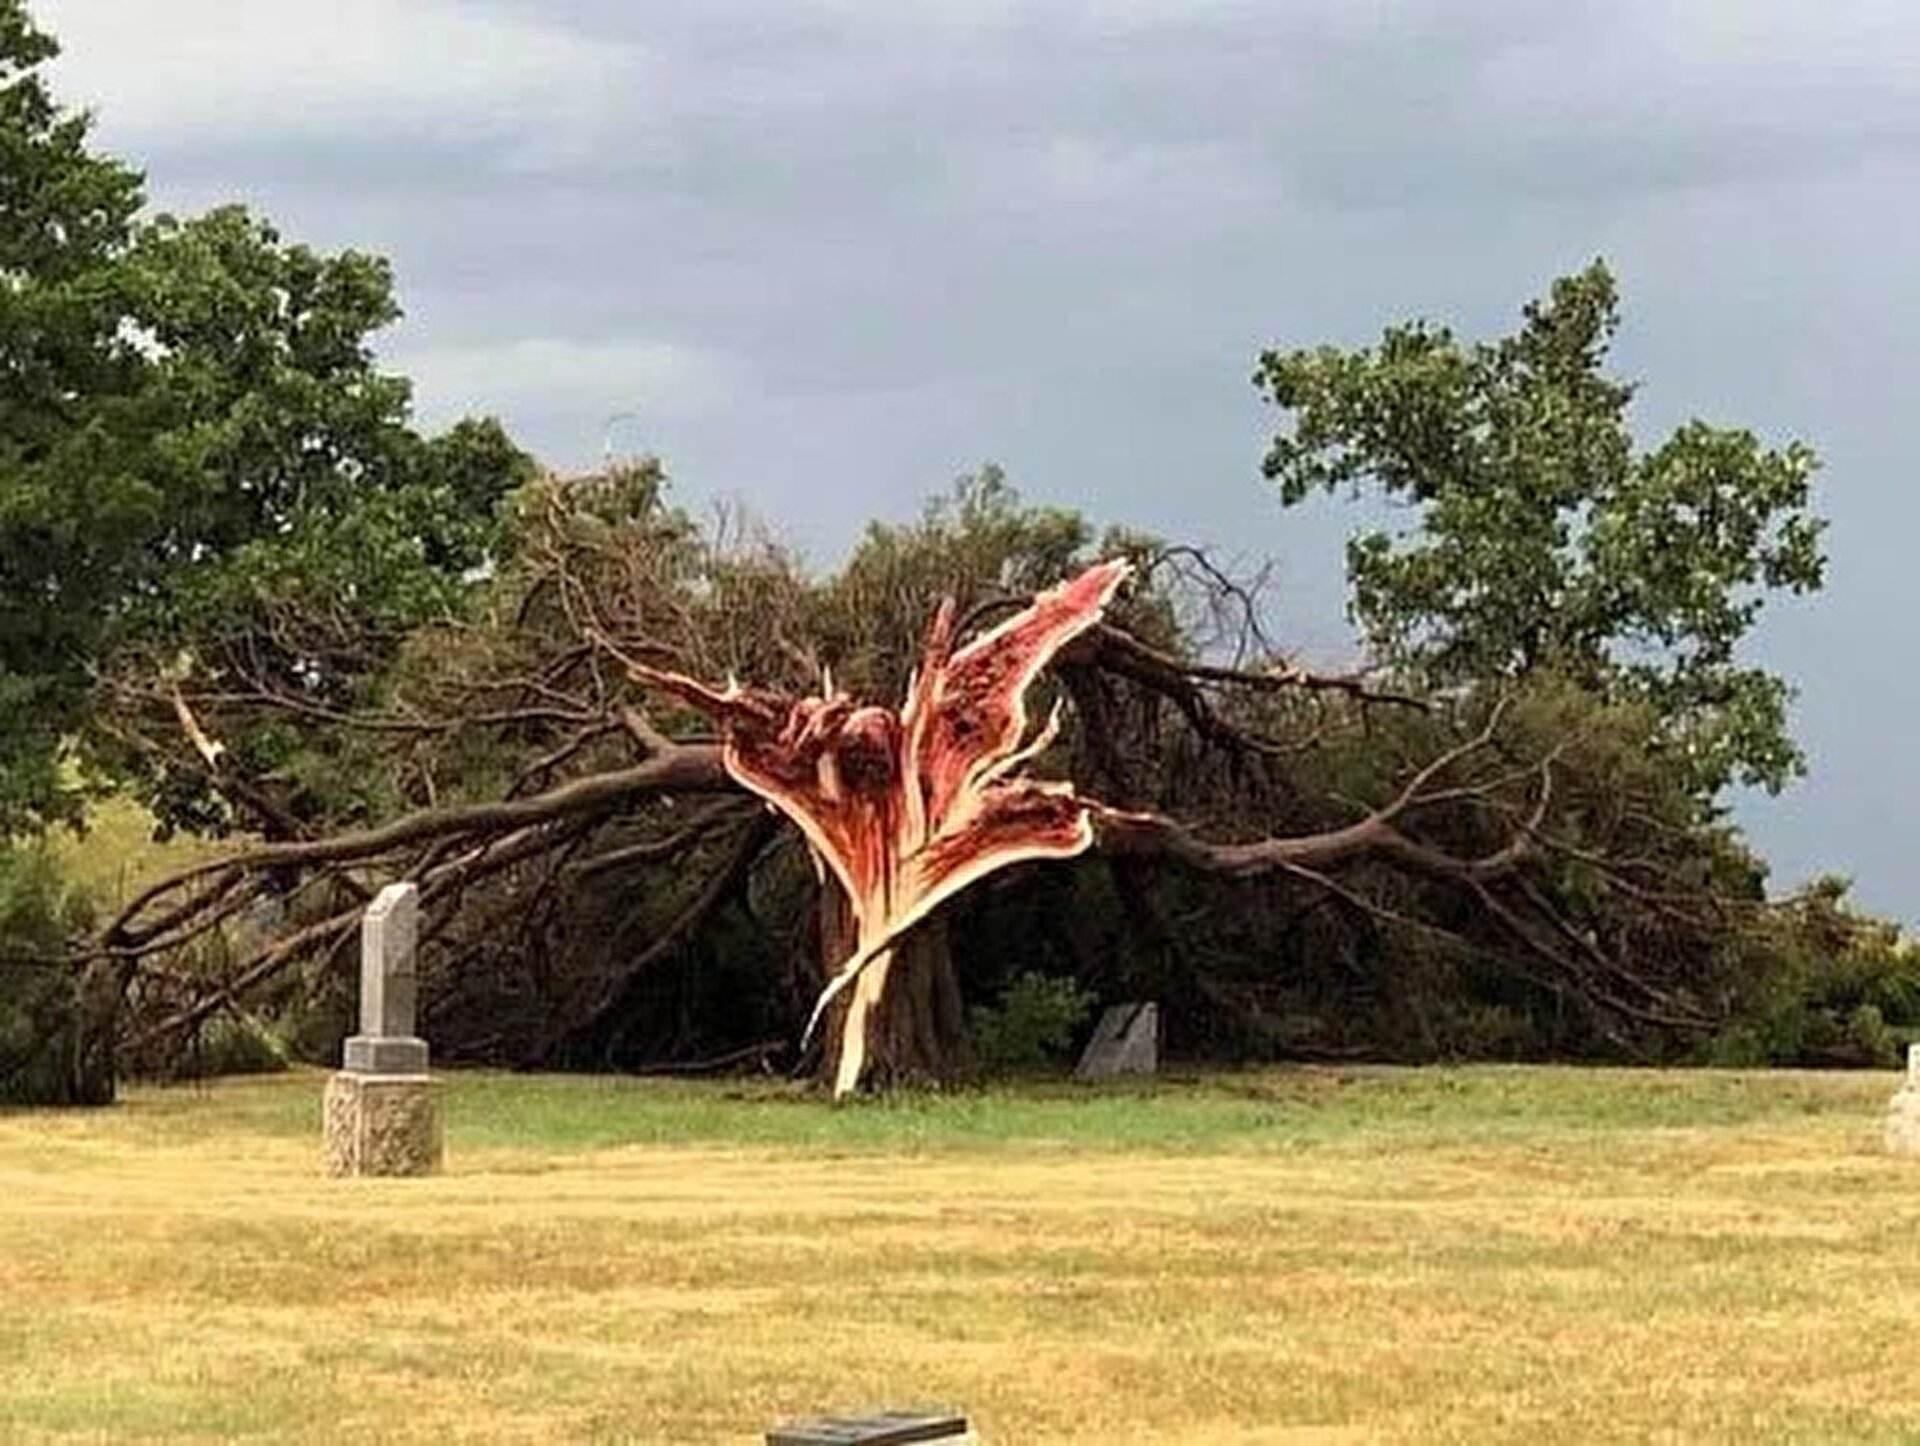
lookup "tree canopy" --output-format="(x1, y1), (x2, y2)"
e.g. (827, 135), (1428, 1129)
(1, 0), (144, 826)
(1256, 262), (1826, 797)
(0, 0), (529, 835)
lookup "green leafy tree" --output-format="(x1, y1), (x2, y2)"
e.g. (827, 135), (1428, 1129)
(0, 0), (144, 826)
(1256, 262), (1826, 796)
(0, 1), (530, 835)
(96, 206), (532, 836)
(1, 0), (531, 1102)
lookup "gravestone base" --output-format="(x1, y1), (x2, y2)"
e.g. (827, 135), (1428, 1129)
(324, 1072), (442, 1177)
(343, 1034), (428, 1075)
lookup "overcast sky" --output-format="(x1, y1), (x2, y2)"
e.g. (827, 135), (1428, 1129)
(34, 0), (1920, 921)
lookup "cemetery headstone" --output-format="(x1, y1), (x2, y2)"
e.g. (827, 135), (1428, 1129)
(1886, 1045), (1920, 1156)
(343, 882), (427, 1075)
(1075, 1001), (1158, 1079)
(767, 1410), (975, 1445)
(322, 882), (443, 1176)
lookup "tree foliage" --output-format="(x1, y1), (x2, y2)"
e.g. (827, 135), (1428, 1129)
(0, 2), (530, 835)
(0, 0), (144, 826)
(1256, 262), (1826, 796)
(0, 0), (532, 1101)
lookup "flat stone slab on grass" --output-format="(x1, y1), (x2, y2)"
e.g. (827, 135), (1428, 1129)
(767, 1411), (974, 1445)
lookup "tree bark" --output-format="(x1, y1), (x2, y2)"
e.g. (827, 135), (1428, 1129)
(815, 887), (970, 1091)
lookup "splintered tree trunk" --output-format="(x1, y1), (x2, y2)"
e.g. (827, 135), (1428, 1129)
(633, 563), (1130, 1097)
(816, 887), (969, 1092)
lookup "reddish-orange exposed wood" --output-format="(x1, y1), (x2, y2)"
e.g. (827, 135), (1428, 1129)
(632, 560), (1131, 1095)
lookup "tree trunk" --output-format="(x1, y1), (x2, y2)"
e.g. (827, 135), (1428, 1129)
(815, 887), (970, 1093)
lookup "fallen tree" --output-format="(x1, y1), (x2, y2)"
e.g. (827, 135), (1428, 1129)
(81, 468), (1758, 1094)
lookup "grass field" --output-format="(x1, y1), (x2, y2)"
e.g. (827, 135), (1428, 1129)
(3, 1067), (1918, 1443)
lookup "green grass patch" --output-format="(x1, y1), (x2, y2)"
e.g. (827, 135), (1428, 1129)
(80, 1062), (1890, 1158)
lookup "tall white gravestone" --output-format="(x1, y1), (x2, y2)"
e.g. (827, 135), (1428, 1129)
(323, 883), (443, 1176)
(343, 883), (428, 1075)
(1886, 1045), (1920, 1156)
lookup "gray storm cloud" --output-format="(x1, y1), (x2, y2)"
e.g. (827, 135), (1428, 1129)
(35, 0), (1920, 918)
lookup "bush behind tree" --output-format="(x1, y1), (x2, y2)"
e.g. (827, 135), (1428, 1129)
(0, 840), (109, 1104)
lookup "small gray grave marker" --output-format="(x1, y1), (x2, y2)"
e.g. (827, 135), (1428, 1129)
(767, 1410), (973, 1446)
(1075, 1001), (1158, 1079)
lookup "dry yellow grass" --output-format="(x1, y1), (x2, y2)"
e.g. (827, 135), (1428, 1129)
(3, 1067), (1918, 1443)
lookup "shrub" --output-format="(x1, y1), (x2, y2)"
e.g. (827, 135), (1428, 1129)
(1708, 878), (1920, 1068)
(0, 842), (111, 1105)
(967, 972), (1095, 1074)
(171, 1012), (291, 1080)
